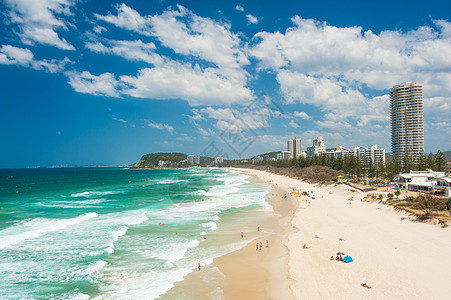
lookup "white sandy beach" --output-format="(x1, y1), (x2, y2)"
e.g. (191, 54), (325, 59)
(225, 168), (451, 300)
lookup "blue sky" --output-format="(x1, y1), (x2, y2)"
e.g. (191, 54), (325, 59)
(1, 0), (450, 168)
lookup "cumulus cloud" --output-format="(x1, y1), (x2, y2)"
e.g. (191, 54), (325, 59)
(95, 3), (151, 35)
(85, 39), (164, 65)
(235, 5), (244, 12)
(145, 120), (174, 134)
(66, 71), (121, 97)
(149, 6), (249, 76)
(0, 45), (69, 72)
(90, 5), (253, 105)
(250, 17), (451, 139)
(246, 14), (259, 25)
(120, 61), (253, 106)
(293, 111), (312, 120)
(3, 0), (76, 50)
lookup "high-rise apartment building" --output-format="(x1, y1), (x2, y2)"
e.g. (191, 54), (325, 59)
(287, 139), (294, 159)
(287, 137), (302, 159)
(390, 82), (424, 164)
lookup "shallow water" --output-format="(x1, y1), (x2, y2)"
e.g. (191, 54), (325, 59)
(0, 167), (271, 299)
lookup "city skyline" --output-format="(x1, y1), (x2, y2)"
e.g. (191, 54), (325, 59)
(1, 0), (450, 168)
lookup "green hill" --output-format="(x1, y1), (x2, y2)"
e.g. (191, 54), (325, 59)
(132, 152), (187, 168)
(132, 152), (214, 168)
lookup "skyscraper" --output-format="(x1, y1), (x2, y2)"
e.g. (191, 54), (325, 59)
(287, 139), (294, 159)
(287, 137), (302, 159)
(293, 137), (301, 158)
(389, 82), (424, 164)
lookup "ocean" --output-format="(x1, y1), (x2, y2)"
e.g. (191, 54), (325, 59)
(0, 168), (271, 299)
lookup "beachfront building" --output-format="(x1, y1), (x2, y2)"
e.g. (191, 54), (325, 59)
(393, 169), (445, 192)
(390, 82), (424, 164)
(307, 137), (326, 158)
(287, 137), (301, 159)
(430, 177), (451, 197)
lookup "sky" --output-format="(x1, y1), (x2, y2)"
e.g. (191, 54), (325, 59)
(0, 0), (450, 168)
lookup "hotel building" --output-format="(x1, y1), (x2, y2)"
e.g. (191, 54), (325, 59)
(390, 82), (424, 164)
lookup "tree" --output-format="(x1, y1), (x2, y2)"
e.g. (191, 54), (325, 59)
(434, 150), (447, 171)
(395, 190), (401, 199)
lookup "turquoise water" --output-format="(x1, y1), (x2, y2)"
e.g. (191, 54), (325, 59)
(0, 168), (270, 299)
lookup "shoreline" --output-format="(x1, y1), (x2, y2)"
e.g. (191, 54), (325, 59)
(163, 167), (451, 299)
(212, 168), (297, 300)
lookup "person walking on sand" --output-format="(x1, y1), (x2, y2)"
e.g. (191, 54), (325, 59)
(266, 240), (268, 247)
(259, 242), (262, 250)
(198, 263), (201, 271)
(241, 232), (243, 239)
(256, 243), (259, 251)
(257, 226), (260, 232)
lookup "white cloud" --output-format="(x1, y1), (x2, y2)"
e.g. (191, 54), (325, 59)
(0, 45), (69, 72)
(149, 6), (249, 75)
(145, 120), (174, 134)
(235, 5), (244, 12)
(66, 71), (121, 97)
(246, 14), (259, 25)
(3, 0), (76, 50)
(293, 111), (312, 120)
(95, 3), (151, 36)
(86, 39), (164, 65)
(288, 120), (299, 128)
(112, 117), (127, 123)
(249, 17), (451, 132)
(431, 122), (450, 127)
(120, 61), (253, 106)
(90, 5), (253, 106)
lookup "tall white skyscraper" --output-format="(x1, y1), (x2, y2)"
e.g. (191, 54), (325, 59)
(389, 82), (424, 164)
(287, 139), (294, 159)
(293, 137), (301, 158)
(287, 137), (302, 159)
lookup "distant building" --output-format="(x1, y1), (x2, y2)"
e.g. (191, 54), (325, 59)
(307, 137), (326, 158)
(276, 152), (283, 160)
(194, 156), (200, 165)
(390, 82), (424, 164)
(215, 157), (224, 164)
(287, 139), (294, 159)
(187, 155), (194, 165)
(324, 145), (385, 165)
(293, 137), (301, 158)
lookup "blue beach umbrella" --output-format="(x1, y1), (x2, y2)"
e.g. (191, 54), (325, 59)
(336, 252), (345, 256)
(343, 256), (353, 263)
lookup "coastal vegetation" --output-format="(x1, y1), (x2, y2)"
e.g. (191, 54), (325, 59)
(386, 194), (451, 226)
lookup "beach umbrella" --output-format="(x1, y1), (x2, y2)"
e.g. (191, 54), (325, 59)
(343, 256), (353, 263)
(336, 252), (345, 256)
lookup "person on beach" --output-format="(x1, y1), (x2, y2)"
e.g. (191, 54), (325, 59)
(256, 243), (259, 251)
(302, 244), (309, 249)
(257, 226), (260, 232)
(330, 256), (334, 261)
(241, 232), (243, 239)
(266, 240), (268, 247)
(260, 242), (262, 250)
(204, 234), (207, 240)
(198, 263), (201, 271)
(335, 255), (339, 261)
(361, 283), (372, 289)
